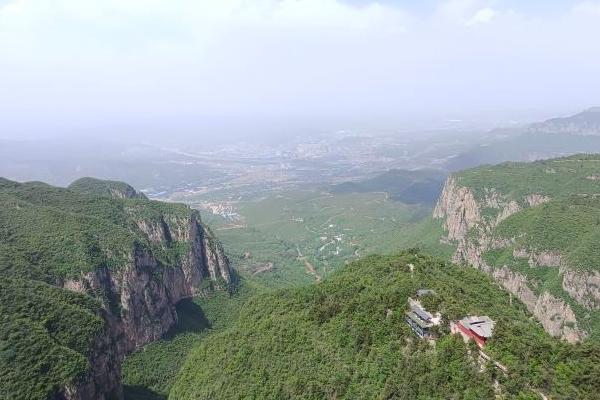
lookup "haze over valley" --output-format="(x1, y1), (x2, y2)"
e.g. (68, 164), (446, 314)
(2, 1), (600, 399)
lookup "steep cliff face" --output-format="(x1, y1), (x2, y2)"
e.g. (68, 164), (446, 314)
(433, 177), (480, 242)
(492, 267), (584, 343)
(58, 311), (124, 400)
(61, 213), (232, 399)
(433, 174), (588, 343)
(0, 177), (233, 400)
(561, 269), (600, 310)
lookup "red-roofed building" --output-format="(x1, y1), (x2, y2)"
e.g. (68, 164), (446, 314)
(451, 316), (495, 348)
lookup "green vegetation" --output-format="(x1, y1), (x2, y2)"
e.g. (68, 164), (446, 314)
(122, 282), (258, 399)
(201, 190), (432, 287)
(444, 155), (600, 337)
(483, 197), (600, 336)
(69, 176), (147, 199)
(0, 178), (197, 280)
(0, 177), (214, 399)
(5, 152), (600, 400)
(0, 276), (104, 400)
(457, 154), (600, 202)
(170, 251), (600, 399)
(330, 168), (447, 205)
(494, 197), (600, 271)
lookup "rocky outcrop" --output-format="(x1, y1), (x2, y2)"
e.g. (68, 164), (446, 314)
(58, 311), (124, 400)
(562, 269), (600, 310)
(108, 185), (146, 200)
(495, 200), (520, 225)
(513, 248), (562, 268)
(434, 175), (587, 342)
(524, 194), (550, 207)
(493, 267), (585, 343)
(433, 177), (480, 242)
(61, 212), (232, 400)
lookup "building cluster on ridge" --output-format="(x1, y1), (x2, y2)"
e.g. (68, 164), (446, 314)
(405, 289), (495, 348)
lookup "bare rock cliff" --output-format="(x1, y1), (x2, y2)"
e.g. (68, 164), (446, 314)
(434, 176), (586, 343)
(561, 268), (600, 310)
(493, 267), (585, 343)
(60, 212), (232, 399)
(433, 177), (480, 241)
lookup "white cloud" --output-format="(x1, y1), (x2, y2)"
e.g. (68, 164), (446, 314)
(467, 8), (497, 25)
(1, 0), (600, 134)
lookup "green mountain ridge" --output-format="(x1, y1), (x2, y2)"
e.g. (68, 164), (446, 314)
(0, 177), (232, 400)
(4, 153), (600, 400)
(169, 251), (600, 400)
(69, 177), (148, 200)
(433, 154), (600, 341)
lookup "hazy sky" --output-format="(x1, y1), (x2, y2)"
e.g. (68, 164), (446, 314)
(1, 0), (600, 138)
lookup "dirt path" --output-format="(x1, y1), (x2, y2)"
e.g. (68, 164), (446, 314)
(296, 246), (321, 282)
(252, 262), (274, 275)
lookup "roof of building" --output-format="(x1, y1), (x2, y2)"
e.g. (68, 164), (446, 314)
(405, 311), (433, 329)
(416, 289), (436, 297)
(411, 304), (432, 322)
(460, 316), (495, 338)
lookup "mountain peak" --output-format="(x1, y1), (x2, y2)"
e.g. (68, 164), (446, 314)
(68, 177), (147, 200)
(528, 107), (600, 135)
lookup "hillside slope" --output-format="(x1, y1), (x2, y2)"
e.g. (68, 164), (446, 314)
(529, 107), (600, 135)
(445, 109), (600, 172)
(330, 168), (447, 205)
(68, 177), (148, 199)
(433, 154), (600, 342)
(170, 250), (600, 400)
(0, 178), (233, 400)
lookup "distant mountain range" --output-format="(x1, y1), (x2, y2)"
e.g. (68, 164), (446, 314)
(445, 107), (600, 171)
(529, 107), (600, 135)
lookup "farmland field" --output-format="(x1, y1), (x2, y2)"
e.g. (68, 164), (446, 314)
(195, 190), (434, 287)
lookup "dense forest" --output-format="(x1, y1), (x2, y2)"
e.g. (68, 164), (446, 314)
(169, 251), (600, 400)
(0, 177), (231, 400)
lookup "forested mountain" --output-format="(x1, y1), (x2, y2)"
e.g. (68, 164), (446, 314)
(529, 107), (600, 135)
(330, 168), (447, 205)
(432, 155), (600, 342)
(445, 108), (600, 172)
(4, 154), (600, 400)
(0, 178), (232, 399)
(170, 250), (600, 400)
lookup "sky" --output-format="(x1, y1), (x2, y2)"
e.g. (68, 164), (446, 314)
(1, 0), (600, 138)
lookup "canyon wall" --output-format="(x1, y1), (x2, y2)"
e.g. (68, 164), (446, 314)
(59, 211), (232, 399)
(433, 176), (586, 343)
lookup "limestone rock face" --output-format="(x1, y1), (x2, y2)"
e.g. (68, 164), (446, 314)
(562, 269), (600, 310)
(513, 248), (562, 268)
(433, 175), (587, 342)
(524, 194), (551, 207)
(59, 311), (124, 400)
(61, 212), (232, 400)
(493, 267), (585, 343)
(433, 177), (480, 242)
